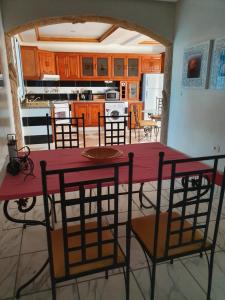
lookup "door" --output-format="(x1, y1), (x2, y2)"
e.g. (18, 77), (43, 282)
(112, 56), (126, 79)
(55, 54), (68, 80)
(127, 57), (140, 79)
(38, 51), (56, 75)
(80, 56), (94, 78)
(88, 103), (104, 126)
(21, 46), (40, 80)
(67, 55), (80, 79)
(73, 103), (89, 126)
(96, 56), (110, 78)
(127, 81), (139, 100)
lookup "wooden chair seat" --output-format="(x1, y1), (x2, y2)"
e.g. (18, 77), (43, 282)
(138, 120), (158, 128)
(51, 221), (125, 278)
(132, 211), (211, 260)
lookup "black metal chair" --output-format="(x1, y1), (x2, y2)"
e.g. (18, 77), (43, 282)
(46, 113), (85, 149)
(98, 112), (132, 146)
(131, 152), (225, 300)
(40, 152), (134, 300)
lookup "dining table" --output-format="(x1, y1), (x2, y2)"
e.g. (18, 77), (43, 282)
(0, 142), (224, 297)
(0, 142), (223, 224)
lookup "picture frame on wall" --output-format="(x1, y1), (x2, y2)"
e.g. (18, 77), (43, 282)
(210, 38), (225, 90)
(182, 40), (212, 88)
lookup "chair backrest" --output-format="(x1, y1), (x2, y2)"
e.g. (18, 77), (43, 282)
(46, 113), (85, 149)
(132, 105), (139, 127)
(155, 152), (225, 259)
(40, 152), (133, 279)
(98, 112), (132, 146)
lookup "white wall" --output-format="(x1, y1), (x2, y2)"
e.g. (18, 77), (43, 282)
(168, 0), (225, 161)
(0, 7), (14, 183)
(1, 0), (176, 43)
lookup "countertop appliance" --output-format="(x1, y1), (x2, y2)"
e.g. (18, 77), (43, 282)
(53, 102), (70, 124)
(80, 90), (93, 101)
(105, 90), (120, 101)
(142, 73), (164, 119)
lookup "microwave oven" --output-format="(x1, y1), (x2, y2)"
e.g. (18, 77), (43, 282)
(105, 90), (120, 101)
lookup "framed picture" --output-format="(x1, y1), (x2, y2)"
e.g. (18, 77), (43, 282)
(210, 38), (225, 90)
(182, 41), (212, 88)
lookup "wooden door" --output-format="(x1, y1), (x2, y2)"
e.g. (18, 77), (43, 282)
(38, 50), (56, 76)
(127, 81), (140, 101)
(96, 55), (111, 79)
(21, 46), (40, 80)
(73, 103), (89, 126)
(67, 55), (80, 79)
(141, 54), (163, 73)
(55, 54), (69, 79)
(127, 56), (140, 79)
(80, 55), (94, 79)
(88, 103), (104, 126)
(112, 55), (126, 80)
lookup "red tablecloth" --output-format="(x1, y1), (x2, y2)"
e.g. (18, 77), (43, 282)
(0, 143), (220, 201)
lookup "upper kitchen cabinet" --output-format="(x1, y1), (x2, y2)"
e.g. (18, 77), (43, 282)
(21, 46), (40, 80)
(141, 54), (165, 73)
(38, 50), (56, 76)
(112, 55), (140, 80)
(55, 53), (80, 80)
(80, 54), (111, 80)
(112, 56), (126, 80)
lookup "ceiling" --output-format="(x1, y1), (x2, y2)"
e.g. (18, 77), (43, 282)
(18, 22), (165, 54)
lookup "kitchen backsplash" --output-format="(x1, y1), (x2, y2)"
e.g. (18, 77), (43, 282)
(24, 80), (120, 101)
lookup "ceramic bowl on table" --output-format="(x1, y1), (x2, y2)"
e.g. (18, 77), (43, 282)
(81, 147), (123, 162)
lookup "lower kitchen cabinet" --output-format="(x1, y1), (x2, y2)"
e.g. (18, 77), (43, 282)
(72, 102), (104, 127)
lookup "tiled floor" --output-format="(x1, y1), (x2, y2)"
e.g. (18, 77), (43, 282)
(1, 129), (225, 299)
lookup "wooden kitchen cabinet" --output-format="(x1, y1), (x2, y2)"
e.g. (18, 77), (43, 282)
(38, 50), (56, 76)
(120, 81), (140, 101)
(55, 53), (80, 80)
(112, 56), (126, 80)
(21, 46), (40, 80)
(72, 102), (104, 127)
(112, 55), (140, 80)
(128, 101), (143, 129)
(80, 54), (111, 79)
(141, 54), (164, 73)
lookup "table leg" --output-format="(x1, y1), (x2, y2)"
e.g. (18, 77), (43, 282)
(15, 259), (49, 299)
(139, 183), (157, 209)
(3, 198), (46, 227)
(3, 198), (52, 298)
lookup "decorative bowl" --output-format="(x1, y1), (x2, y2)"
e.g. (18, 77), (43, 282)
(81, 147), (123, 161)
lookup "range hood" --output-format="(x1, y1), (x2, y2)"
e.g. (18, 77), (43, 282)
(42, 74), (60, 81)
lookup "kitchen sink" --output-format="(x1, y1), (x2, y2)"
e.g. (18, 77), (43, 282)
(24, 101), (49, 108)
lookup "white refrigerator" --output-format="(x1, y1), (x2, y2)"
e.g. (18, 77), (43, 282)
(142, 74), (164, 119)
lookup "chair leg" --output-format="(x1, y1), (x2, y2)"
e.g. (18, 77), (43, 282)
(125, 266), (130, 300)
(105, 271), (109, 279)
(151, 262), (156, 300)
(51, 282), (57, 300)
(207, 250), (215, 300)
(139, 183), (144, 208)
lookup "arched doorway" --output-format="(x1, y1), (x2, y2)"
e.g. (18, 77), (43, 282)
(5, 15), (173, 148)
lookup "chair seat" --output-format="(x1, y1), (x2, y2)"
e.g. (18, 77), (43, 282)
(138, 120), (158, 128)
(51, 221), (125, 278)
(131, 211), (211, 260)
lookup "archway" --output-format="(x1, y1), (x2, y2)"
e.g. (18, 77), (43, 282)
(5, 15), (173, 148)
